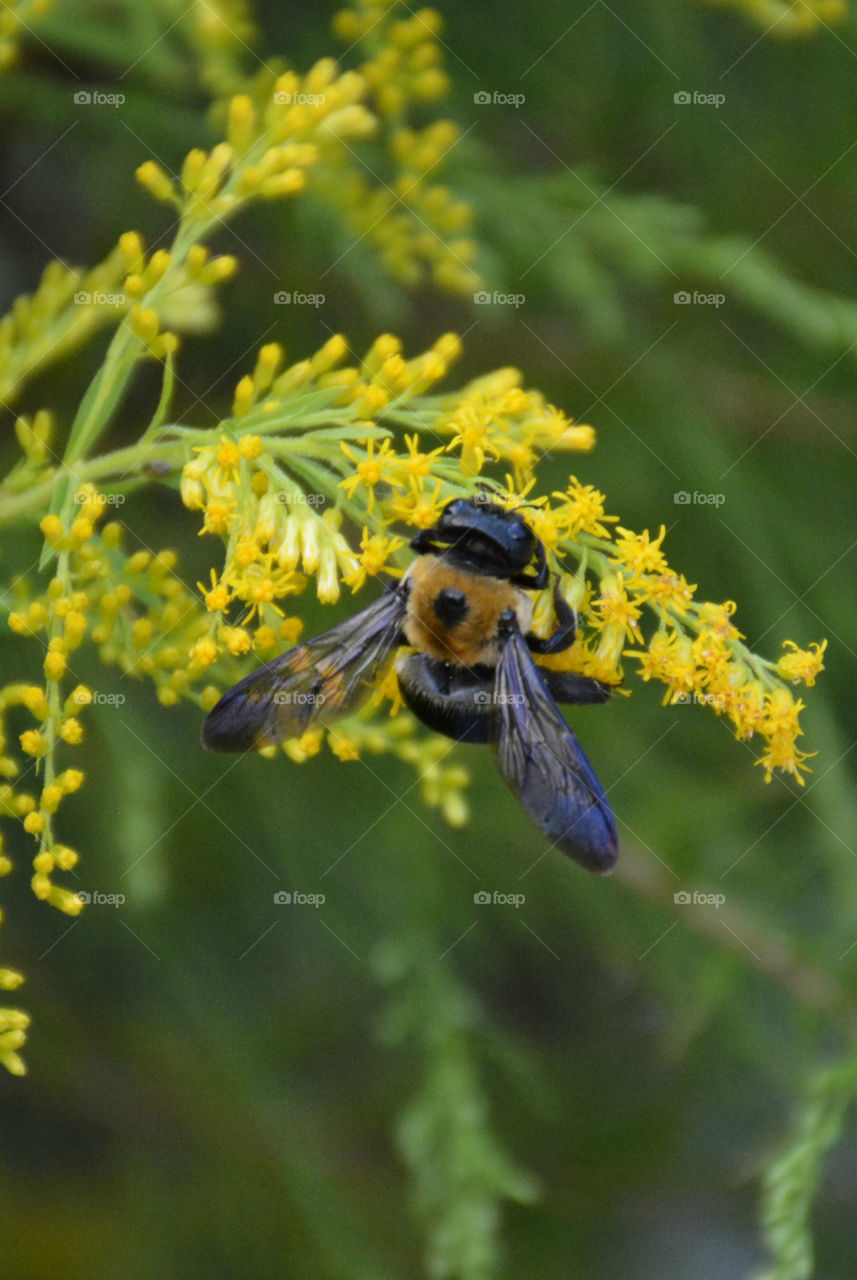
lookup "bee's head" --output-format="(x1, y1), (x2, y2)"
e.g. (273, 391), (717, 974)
(410, 497), (547, 587)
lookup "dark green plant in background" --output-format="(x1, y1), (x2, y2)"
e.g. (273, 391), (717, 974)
(0, 2), (856, 1278)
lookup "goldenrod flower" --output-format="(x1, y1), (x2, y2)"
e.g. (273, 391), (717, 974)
(340, 438), (404, 510)
(342, 529), (406, 593)
(777, 640), (827, 687)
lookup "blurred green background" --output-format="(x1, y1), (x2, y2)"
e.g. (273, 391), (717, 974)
(2, 1), (857, 1277)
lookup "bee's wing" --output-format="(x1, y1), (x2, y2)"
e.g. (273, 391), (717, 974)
(490, 619), (618, 874)
(201, 585), (407, 753)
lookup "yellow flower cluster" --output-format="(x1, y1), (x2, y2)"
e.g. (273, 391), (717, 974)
(190, 0), (257, 97)
(0, 244), (129, 407)
(323, 3), (479, 293)
(1, 486), (234, 931)
(703, 0), (846, 33)
(517, 494), (825, 785)
(0, 998), (29, 1078)
(334, 3), (450, 114)
(137, 60), (375, 223)
(132, 33), (476, 296)
(178, 331), (596, 616)
(178, 333), (460, 623)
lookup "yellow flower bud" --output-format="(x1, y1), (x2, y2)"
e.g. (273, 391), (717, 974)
(135, 160), (175, 203)
(59, 718), (84, 745)
(43, 650), (66, 681)
(52, 845), (78, 871)
(118, 231), (145, 267)
(233, 375), (255, 417)
(181, 149), (207, 192)
(31, 872), (52, 899)
(39, 514), (65, 546)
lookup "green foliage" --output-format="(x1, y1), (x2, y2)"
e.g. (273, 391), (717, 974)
(1, 1), (857, 1278)
(757, 1044), (857, 1280)
(376, 936), (538, 1279)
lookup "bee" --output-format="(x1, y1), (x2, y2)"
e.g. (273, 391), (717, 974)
(202, 498), (618, 873)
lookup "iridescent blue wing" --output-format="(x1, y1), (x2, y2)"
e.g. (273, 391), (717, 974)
(491, 616), (618, 873)
(201, 585), (407, 752)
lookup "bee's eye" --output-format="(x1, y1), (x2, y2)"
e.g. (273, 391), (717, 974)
(434, 587), (469, 626)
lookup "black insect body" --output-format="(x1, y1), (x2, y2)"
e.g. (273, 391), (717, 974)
(202, 498), (618, 873)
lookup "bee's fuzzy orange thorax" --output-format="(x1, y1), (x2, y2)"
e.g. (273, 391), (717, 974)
(403, 556), (532, 667)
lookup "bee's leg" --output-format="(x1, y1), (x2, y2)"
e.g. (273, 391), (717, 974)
(526, 581), (576, 655)
(409, 528), (443, 555)
(542, 669), (614, 705)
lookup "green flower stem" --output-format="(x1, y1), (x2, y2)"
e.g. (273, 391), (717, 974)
(0, 442), (185, 528)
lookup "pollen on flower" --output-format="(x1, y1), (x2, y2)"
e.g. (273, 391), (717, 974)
(340, 438), (403, 510)
(200, 570), (231, 612)
(220, 626), (253, 656)
(777, 639), (827, 686)
(190, 638), (219, 668)
(19, 730), (46, 758)
(592, 575), (644, 645)
(636, 570), (696, 617)
(613, 526), (669, 576)
(553, 479), (618, 539)
(58, 718), (84, 745)
(201, 496), (237, 535)
(216, 438), (241, 471)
